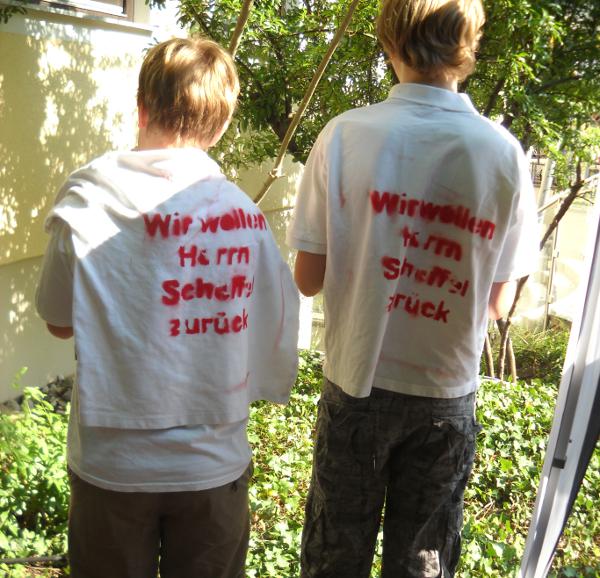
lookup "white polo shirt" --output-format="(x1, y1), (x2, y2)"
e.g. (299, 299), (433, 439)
(287, 83), (539, 399)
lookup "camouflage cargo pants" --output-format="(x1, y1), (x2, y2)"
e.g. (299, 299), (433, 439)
(301, 380), (481, 578)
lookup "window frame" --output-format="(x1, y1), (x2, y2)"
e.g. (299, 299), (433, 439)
(37, 0), (133, 21)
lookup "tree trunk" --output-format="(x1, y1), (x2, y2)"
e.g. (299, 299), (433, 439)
(253, 0), (362, 204)
(228, 0), (254, 56)
(483, 333), (495, 378)
(495, 163), (594, 380)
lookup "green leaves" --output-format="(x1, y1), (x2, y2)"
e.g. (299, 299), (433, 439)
(0, 2), (27, 25)
(484, 324), (571, 385)
(469, 0), (600, 181)
(0, 387), (69, 568)
(152, 0), (390, 170)
(246, 350), (321, 577)
(460, 376), (600, 576)
(1, 347), (598, 576)
(147, 0), (600, 193)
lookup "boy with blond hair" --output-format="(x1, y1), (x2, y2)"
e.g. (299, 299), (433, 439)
(36, 37), (299, 578)
(287, 1), (538, 576)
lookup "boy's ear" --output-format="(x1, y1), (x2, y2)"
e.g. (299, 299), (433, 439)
(138, 105), (149, 130)
(205, 119), (231, 149)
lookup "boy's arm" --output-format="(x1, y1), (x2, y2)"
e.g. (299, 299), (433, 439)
(490, 146), (539, 317)
(488, 281), (517, 320)
(294, 251), (326, 297)
(36, 221), (75, 338)
(287, 126), (330, 292)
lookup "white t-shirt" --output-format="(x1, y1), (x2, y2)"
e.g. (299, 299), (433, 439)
(37, 224), (251, 492)
(287, 83), (539, 399)
(40, 148), (299, 429)
(37, 148), (298, 491)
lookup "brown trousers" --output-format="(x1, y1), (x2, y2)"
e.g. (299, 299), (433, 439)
(68, 464), (252, 578)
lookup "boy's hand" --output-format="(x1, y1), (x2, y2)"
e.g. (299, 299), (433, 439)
(46, 323), (74, 339)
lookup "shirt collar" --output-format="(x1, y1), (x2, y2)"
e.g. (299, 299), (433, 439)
(388, 83), (478, 114)
(116, 147), (223, 182)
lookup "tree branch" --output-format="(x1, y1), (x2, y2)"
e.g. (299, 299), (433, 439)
(0, 555), (67, 567)
(235, 58), (267, 98)
(496, 162), (593, 374)
(483, 333), (495, 378)
(228, 0), (254, 57)
(532, 75), (582, 95)
(496, 319), (517, 382)
(496, 276), (528, 381)
(285, 27), (337, 36)
(539, 162), (587, 249)
(253, 0), (362, 205)
(187, 4), (212, 36)
(483, 76), (506, 117)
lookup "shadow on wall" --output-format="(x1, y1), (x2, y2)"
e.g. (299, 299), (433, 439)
(0, 17), (143, 396)
(264, 207), (295, 267)
(0, 256), (76, 398)
(0, 19), (138, 264)
(236, 157), (304, 268)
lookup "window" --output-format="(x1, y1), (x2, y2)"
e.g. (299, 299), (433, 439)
(39, 0), (133, 20)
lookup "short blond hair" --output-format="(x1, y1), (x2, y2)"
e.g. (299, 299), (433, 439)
(377, 0), (485, 80)
(137, 37), (239, 145)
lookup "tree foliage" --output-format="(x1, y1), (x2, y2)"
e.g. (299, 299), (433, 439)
(1, 351), (599, 576)
(467, 0), (600, 189)
(150, 0), (390, 168)
(150, 0), (600, 180)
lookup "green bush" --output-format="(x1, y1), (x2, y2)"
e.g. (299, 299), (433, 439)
(246, 350), (322, 577)
(511, 324), (571, 385)
(0, 350), (598, 577)
(0, 387), (69, 578)
(460, 377), (599, 577)
(484, 324), (571, 385)
(248, 352), (599, 577)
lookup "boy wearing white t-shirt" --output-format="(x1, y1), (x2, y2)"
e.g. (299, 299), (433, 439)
(287, 1), (538, 576)
(36, 37), (299, 578)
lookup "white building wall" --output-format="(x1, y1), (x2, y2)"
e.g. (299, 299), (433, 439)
(1, 256), (76, 398)
(0, 3), (168, 401)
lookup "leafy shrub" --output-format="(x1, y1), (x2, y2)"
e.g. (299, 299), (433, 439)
(485, 323), (571, 385)
(1, 350), (598, 577)
(246, 350), (322, 577)
(460, 377), (599, 577)
(248, 352), (599, 578)
(510, 324), (571, 385)
(0, 387), (69, 578)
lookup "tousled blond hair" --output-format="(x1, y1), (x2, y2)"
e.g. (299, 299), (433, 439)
(137, 37), (239, 145)
(377, 0), (485, 80)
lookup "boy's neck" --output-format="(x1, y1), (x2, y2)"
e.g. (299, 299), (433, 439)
(135, 106), (229, 151)
(391, 58), (458, 92)
(137, 126), (203, 151)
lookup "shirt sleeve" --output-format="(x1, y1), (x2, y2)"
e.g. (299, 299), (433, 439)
(248, 230), (300, 404)
(36, 220), (75, 327)
(286, 129), (329, 255)
(493, 150), (540, 282)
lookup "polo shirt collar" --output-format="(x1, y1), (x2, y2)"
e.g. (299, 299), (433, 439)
(388, 82), (477, 114)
